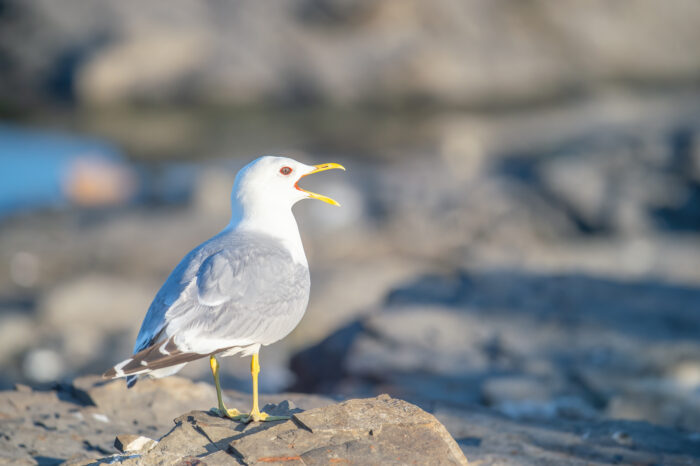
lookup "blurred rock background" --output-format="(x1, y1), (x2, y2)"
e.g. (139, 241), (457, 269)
(1, 0), (700, 438)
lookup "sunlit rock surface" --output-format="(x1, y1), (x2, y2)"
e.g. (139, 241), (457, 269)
(3, 377), (700, 465)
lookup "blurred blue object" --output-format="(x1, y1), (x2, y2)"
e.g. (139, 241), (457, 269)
(0, 125), (136, 217)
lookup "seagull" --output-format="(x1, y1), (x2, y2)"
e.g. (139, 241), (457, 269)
(104, 156), (344, 422)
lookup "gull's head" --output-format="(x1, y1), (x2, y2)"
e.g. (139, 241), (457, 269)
(232, 156), (345, 214)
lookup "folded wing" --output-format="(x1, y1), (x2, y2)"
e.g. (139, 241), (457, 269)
(103, 232), (310, 384)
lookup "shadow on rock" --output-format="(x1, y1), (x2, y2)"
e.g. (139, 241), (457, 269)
(387, 270), (700, 342)
(291, 269), (700, 432)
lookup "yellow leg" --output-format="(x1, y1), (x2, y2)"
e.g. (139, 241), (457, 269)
(209, 355), (240, 418)
(233, 352), (289, 423)
(248, 352), (266, 421)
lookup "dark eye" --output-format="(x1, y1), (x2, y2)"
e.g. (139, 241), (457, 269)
(280, 166), (292, 175)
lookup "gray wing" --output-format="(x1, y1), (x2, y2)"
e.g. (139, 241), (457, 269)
(131, 243), (206, 353)
(133, 232), (310, 356)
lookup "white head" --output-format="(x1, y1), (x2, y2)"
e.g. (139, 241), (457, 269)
(228, 156), (345, 253)
(232, 155), (344, 212)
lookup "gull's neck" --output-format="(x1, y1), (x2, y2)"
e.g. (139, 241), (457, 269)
(226, 201), (308, 267)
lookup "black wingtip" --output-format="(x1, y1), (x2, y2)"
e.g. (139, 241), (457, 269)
(126, 375), (138, 389)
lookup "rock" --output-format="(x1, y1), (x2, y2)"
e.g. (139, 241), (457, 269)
(491, 121), (700, 237)
(114, 434), (157, 453)
(436, 405), (700, 465)
(604, 378), (700, 432)
(21, 348), (65, 383)
(98, 395), (467, 465)
(4, 376), (700, 464)
(3, 1), (700, 107)
(670, 360), (700, 389)
(0, 375), (334, 464)
(291, 270), (700, 431)
(70, 374), (229, 431)
(241, 395), (466, 465)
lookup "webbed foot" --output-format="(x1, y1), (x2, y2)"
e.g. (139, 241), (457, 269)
(231, 410), (289, 423)
(210, 407), (242, 419)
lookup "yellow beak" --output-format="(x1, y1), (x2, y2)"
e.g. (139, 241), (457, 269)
(295, 163), (346, 206)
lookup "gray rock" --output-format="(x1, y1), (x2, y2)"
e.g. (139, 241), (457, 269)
(3, 1), (700, 107)
(113, 434), (157, 453)
(437, 405), (700, 465)
(21, 348), (65, 383)
(0, 375), (334, 464)
(100, 395), (467, 465)
(291, 270), (700, 431)
(3, 374), (700, 464)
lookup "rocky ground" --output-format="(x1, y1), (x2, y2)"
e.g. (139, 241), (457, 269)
(1, 92), (700, 445)
(292, 271), (700, 431)
(2, 376), (700, 465)
(2, 29), (700, 465)
(2, 0), (700, 109)
(2, 1), (700, 463)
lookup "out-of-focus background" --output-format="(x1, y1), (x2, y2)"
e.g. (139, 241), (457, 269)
(1, 0), (700, 433)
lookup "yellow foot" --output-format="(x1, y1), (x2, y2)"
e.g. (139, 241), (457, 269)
(231, 411), (289, 423)
(210, 407), (242, 419)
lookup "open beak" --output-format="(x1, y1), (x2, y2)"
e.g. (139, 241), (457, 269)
(295, 162), (346, 206)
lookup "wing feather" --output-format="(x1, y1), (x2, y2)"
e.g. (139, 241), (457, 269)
(123, 231), (310, 372)
(197, 252), (238, 306)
